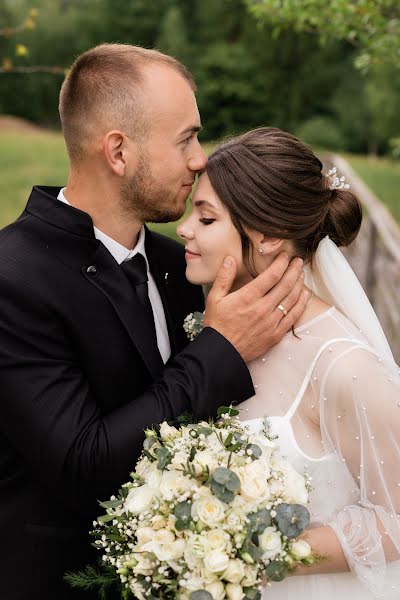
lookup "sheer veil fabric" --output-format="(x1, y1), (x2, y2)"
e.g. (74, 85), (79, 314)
(239, 237), (400, 598)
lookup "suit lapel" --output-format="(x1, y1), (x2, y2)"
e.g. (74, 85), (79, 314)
(82, 243), (164, 380)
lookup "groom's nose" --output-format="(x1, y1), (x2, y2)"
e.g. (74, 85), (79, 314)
(188, 140), (207, 173)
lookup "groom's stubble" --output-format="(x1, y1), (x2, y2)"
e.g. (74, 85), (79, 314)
(119, 145), (189, 225)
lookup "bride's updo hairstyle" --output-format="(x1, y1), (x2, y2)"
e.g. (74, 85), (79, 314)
(206, 127), (362, 274)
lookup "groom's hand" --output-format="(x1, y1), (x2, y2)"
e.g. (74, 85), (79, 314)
(204, 253), (309, 363)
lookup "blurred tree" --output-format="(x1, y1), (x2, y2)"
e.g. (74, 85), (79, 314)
(246, 0), (400, 71)
(156, 5), (189, 62)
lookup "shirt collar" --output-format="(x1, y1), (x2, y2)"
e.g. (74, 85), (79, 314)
(57, 187), (147, 266)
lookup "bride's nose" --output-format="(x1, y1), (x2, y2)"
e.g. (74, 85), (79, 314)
(177, 219), (194, 241)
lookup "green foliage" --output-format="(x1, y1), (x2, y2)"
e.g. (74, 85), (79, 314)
(64, 562), (123, 600)
(263, 559), (288, 582)
(246, 0), (400, 71)
(296, 116), (347, 152)
(274, 503), (310, 539)
(210, 466), (241, 503)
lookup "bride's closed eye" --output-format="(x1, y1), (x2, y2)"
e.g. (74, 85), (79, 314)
(199, 218), (215, 225)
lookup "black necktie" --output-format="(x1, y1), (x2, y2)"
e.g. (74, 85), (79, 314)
(121, 254), (163, 373)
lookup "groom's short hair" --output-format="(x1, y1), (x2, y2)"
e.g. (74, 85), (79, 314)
(59, 43), (195, 162)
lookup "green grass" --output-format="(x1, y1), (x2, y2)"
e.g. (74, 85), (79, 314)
(345, 154), (400, 224)
(1, 130), (399, 239)
(0, 129), (187, 242)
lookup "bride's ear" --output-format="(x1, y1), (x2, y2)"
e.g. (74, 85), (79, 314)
(257, 235), (286, 256)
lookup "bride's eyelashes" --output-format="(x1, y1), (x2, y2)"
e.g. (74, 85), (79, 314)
(199, 218), (215, 225)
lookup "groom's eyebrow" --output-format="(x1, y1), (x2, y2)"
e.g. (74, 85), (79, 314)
(179, 125), (202, 136)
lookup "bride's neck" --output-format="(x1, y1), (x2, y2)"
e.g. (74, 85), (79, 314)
(294, 288), (332, 328)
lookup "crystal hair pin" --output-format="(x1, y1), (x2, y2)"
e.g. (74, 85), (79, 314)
(325, 167), (350, 190)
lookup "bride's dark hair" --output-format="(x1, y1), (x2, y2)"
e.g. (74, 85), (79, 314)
(206, 127), (362, 276)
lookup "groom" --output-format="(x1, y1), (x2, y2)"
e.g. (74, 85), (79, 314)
(0, 44), (307, 599)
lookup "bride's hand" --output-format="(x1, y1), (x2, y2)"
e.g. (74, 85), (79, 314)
(204, 252), (309, 363)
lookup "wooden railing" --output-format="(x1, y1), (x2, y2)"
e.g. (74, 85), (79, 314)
(329, 154), (400, 364)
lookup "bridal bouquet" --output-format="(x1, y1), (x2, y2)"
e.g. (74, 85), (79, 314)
(84, 408), (314, 600)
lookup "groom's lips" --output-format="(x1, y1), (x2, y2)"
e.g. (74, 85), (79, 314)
(185, 248), (201, 260)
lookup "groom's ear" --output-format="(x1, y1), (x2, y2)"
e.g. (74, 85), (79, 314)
(102, 130), (139, 177)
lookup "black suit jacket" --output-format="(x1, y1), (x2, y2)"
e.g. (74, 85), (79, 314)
(0, 186), (253, 600)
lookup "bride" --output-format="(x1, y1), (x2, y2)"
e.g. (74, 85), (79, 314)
(177, 127), (400, 599)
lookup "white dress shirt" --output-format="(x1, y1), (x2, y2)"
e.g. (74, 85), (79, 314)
(57, 188), (171, 363)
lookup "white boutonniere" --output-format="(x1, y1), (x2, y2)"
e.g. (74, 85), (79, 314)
(183, 311), (204, 341)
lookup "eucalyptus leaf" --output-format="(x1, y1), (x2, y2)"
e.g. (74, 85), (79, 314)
(197, 427), (212, 436)
(248, 508), (271, 534)
(247, 444), (262, 459)
(264, 560), (288, 582)
(224, 471), (240, 492)
(190, 592), (213, 600)
(212, 467), (231, 485)
(243, 588), (261, 600)
(156, 446), (172, 470)
(210, 480), (235, 503)
(275, 503), (310, 539)
(174, 501), (192, 530)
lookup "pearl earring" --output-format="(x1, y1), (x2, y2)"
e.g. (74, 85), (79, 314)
(258, 246), (264, 254)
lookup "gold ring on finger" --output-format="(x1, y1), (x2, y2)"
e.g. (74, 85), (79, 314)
(276, 303), (288, 317)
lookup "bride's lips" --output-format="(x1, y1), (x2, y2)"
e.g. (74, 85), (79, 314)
(185, 248), (201, 261)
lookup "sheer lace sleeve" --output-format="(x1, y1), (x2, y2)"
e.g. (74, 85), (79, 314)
(319, 345), (400, 596)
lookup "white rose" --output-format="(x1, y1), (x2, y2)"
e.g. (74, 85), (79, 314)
(152, 528), (175, 544)
(159, 471), (192, 501)
(131, 553), (153, 575)
(290, 540), (312, 560)
(160, 421), (180, 441)
(258, 526), (283, 560)
(194, 450), (218, 471)
(222, 559), (245, 584)
(183, 546), (202, 571)
(226, 583), (245, 600)
(241, 565), (258, 587)
(206, 528), (228, 552)
(125, 484), (155, 514)
(252, 434), (276, 462)
(183, 575), (206, 592)
(189, 533), (208, 558)
(205, 580), (225, 600)
(171, 450), (188, 470)
(203, 550), (230, 573)
(192, 496), (225, 527)
(135, 526), (154, 547)
(280, 460), (308, 505)
(145, 464), (162, 491)
(239, 461), (270, 501)
(150, 538), (186, 562)
(151, 514), (167, 530)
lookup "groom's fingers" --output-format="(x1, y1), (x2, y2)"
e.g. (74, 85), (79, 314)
(270, 268), (305, 322)
(275, 289), (310, 335)
(240, 252), (292, 299)
(263, 256), (304, 310)
(207, 256), (238, 303)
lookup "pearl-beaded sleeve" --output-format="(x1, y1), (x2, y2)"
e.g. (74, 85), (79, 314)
(320, 345), (400, 597)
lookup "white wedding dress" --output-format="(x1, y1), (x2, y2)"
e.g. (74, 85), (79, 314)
(239, 305), (400, 599)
